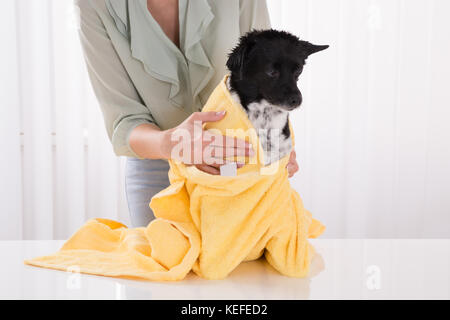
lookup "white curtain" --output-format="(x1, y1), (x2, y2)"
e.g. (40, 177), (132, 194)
(1, 0), (129, 240)
(1, 0), (449, 240)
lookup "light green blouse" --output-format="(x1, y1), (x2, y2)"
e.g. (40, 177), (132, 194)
(75, 0), (271, 158)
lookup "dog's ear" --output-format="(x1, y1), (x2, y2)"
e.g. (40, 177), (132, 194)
(301, 41), (329, 57)
(226, 39), (256, 79)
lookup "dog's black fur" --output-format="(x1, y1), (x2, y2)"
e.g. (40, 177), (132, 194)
(226, 29), (328, 164)
(227, 29), (328, 111)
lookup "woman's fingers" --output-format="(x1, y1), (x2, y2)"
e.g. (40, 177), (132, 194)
(207, 133), (252, 149)
(202, 155), (245, 167)
(204, 132), (254, 155)
(220, 146), (253, 157)
(287, 162), (299, 177)
(178, 111), (256, 168)
(204, 145), (254, 159)
(195, 161), (245, 175)
(195, 164), (221, 175)
(286, 150), (299, 177)
(202, 156), (227, 166)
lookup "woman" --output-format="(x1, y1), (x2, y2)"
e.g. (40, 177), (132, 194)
(76, 0), (299, 227)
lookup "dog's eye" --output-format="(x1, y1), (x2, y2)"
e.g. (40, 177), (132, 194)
(266, 69), (280, 78)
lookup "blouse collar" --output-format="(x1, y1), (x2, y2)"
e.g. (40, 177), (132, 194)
(105, 0), (215, 112)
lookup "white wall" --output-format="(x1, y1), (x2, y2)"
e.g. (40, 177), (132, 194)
(0, 0), (449, 240)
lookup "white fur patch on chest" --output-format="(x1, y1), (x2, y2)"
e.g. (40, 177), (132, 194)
(227, 79), (292, 165)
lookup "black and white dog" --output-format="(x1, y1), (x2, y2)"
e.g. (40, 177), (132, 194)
(226, 29), (328, 165)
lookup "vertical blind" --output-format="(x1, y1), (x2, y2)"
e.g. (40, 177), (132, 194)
(1, 0), (449, 240)
(268, 0), (450, 238)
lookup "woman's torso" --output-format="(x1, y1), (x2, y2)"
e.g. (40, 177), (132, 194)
(89, 0), (244, 130)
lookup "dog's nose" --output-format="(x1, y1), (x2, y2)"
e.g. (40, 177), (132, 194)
(287, 95), (301, 107)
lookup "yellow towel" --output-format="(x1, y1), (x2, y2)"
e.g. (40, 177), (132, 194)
(25, 75), (325, 281)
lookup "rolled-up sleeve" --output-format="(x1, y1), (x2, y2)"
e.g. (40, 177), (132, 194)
(239, 0), (271, 35)
(76, 0), (156, 158)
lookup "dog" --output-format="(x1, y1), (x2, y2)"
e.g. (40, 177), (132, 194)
(226, 29), (328, 165)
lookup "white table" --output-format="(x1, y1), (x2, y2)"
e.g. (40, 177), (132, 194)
(1, 239), (449, 300)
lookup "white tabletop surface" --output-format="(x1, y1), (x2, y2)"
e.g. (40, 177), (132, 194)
(1, 239), (449, 300)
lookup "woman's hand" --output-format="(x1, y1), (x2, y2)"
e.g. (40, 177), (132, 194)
(162, 111), (254, 175)
(286, 150), (299, 178)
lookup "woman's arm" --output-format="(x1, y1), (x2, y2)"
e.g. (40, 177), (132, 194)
(128, 123), (169, 159)
(76, 0), (157, 158)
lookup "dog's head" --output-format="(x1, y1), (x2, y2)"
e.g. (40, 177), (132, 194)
(227, 29), (328, 111)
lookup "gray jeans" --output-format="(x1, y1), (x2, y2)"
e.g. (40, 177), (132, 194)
(125, 158), (171, 227)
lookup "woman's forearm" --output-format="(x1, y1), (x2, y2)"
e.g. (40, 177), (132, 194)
(128, 123), (173, 160)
